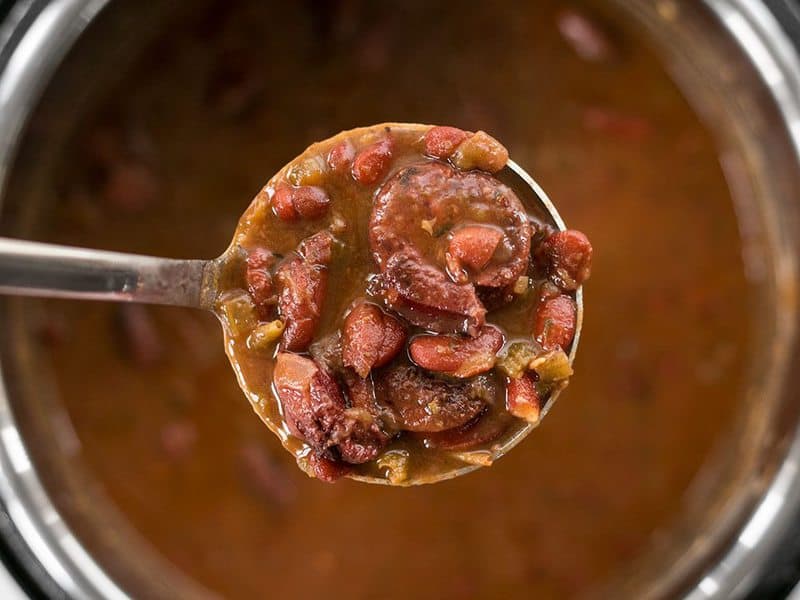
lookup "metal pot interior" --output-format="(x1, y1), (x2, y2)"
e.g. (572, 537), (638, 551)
(0, 0), (799, 598)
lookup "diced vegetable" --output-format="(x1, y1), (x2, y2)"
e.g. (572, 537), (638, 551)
(219, 291), (258, 338)
(247, 320), (285, 351)
(529, 349), (573, 382)
(496, 341), (539, 379)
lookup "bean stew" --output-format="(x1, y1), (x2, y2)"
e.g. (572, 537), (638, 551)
(8, 0), (752, 597)
(216, 123), (592, 483)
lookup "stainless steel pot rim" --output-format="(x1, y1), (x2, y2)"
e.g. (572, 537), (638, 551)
(0, 1), (799, 599)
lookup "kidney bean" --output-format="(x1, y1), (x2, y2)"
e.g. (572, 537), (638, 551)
(299, 229), (334, 264)
(370, 162), (530, 290)
(103, 160), (160, 213)
(506, 374), (541, 422)
(115, 304), (164, 366)
(535, 294), (577, 351)
(271, 184), (330, 221)
(423, 126), (469, 159)
(238, 442), (296, 506)
(327, 140), (356, 172)
(451, 131), (509, 173)
(535, 229), (593, 291)
(556, 8), (616, 63)
(409, 325), (505, 378)
(583, 107), (651, 142)
(160, 420), (197, 461)
(276, 231), (333, 351)
(246, 247), (277, 312)
(422, 409), (512, 450)
(307, 453), (351, 483)
(274, 353), (389, 465)
(375, 364), (487, 432)
(447, 225), (505, 282)
(341, 301), (407, 377)
(376, 249), (486, 336)
(352, 138), (394, 184)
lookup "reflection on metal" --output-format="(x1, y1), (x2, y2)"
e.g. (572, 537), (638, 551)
(685, 1), (800, 599)
(0, 1), (130, 598)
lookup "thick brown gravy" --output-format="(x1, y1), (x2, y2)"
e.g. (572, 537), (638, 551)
(18, 0), (749, 597)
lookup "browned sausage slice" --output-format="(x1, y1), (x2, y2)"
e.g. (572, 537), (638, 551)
(375, 364), (488, 432)
(421, 408), (512, 450)
(375, 249), (486, 336)
(370, 162), (531, 289)
(409, 325), (505, 378)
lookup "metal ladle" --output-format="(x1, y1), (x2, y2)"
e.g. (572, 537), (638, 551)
(0, 158), (583, 485)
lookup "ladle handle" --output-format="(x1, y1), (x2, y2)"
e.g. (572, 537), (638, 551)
(0, 237), (215, 309)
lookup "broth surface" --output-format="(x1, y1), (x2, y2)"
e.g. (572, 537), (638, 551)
(22, 0), (749, 597)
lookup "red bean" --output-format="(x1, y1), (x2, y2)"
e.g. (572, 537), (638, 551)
(556, 8), (615, 63)
(341, 301), (407, 378)
(536, 229), (593, 291)
(116, 304), (163, 366)
(447, 225), (505, 282)
(423, 126), (469, 159)
(583, 107), (651, 142)
(271, 185), (298, 221)
(375, 364), (488, 433)
(409, 325), (504, 378)
(103, 160), (160, 213)
(307, 453), (351, 483)
(271, 184), (330, 221)
(506, 374), (541, 422)
(246, 248), (277, 312)
(276, 232), (333, 351)
(352, 138), (393, 184)
(534, 294), (577, 351)
(327, 140), (356, 172)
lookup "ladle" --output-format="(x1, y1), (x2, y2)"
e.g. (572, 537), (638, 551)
(0, 158), (583, 485)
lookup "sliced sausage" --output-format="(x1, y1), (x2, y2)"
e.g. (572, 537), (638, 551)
(341, 301), (407, 377)
(374, 249), (486, 336)
(534, 294), (577, 351)
(370, 162), (530, 290)
(274, 352), (389, 465)
(409, 325), (505, 378)
(375, 364), (488, 432)
(276, 231), (333, 351)
(422, 408), (512, 450)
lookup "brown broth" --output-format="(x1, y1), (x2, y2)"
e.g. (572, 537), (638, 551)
(26, 0), (749, 597)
